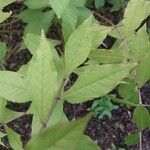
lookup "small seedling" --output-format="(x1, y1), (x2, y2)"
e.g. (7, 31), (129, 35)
(88, 96), (118, 119)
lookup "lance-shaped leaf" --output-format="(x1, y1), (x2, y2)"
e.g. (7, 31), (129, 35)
(63, 63), (136, 103)
(0, 0), (15, 8)
(28, 101), (67, 135)
(71, 0), (86, 6)
(0, 98), (24, 123)
(18, 9), (54, 35)
(0, 131), (6, 147)
(25, 0), (49, 9)
(49, 0), (71, 18)
(89, 49), (124, 64)
(62, 4), (78, 29)
(92, 23), (111, 49)
(47, 101), (68, 127)
(145, 1), (150, 16)
(123, 0), (145, 35)
(24, 33), (60, 57)
(118, 79), (139, 105)
(0, 11), (11, 23)
(0, 71), (28, 102)
(128, 27), (150, 62)
(133, 106), (150, 131)
(0, 0), (15, 23)
(136, 54), (150, 87)
(62, 5), (91, 42)
(6, 127), (23, 150)
(27, 105), (43, 135)
(25, 117), (99, 150)
(27, 31), (58, 123)
(24, 33), (64, 86)
(64, 16), (93, 77)
(0, 41), (9, 58)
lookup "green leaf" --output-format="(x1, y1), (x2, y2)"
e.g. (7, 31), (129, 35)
(0, 41), (8, 58)
(133, 106), (150, 131)
(27, 105), (43, 135)
(123, 0), (145, 35)
(62, 7), (91, 42)
(24, 33), (64, 86)
(128, 27), (150, 62)
(0, 71), (28, 102)
(71, 0), (87, 7)
(0, 0), (15, 22)
(6, 127), (23, 150)
(24, 33), (60, 59)
(61, 4), (78, 41)
(95, 0), (105, 8)
(0, 11), (11, 23)
(111, 97), (138, 107)
(18, 9), (54, 35)
(63, 63), (136, 103)
(118, 79), (139, 105)
(126, 26), (150, 87)
(76, 7), (91, 25)
(47, 101), (68, 127)
(0, 131), (6, 138)
(25, 117), (99, 150)
(89, 49), (124, 64)
(62, 2), (91, 42)
(25, 0), (49, 9)
(124, 133), (139, 146)
(62, 21), (74, 42)
(64, 16), (93, 77)
(62, 4), (78, 29)
(0, 0), (15, 8)
(27, 31), (58, 123)
(49, 0), (71, 18)
(92, 23), (111, 49)
(107, 0), (126, 12)
(0, 131), (6, 147)
(136, 53), (150, 87)
(0, 98), (24, 123)
(145, 1), (150, 17)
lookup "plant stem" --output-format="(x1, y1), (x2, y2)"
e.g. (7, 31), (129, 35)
(39, 79), (67, 133)
(39, 98), (58, 133)
(138, 89), (143, 150)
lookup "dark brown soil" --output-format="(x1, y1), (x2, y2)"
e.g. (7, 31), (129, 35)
(0, 1), (150, 150)
(141, 82), (150, 105)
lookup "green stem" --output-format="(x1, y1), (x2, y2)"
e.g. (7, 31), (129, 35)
(39, 79), (67, 133)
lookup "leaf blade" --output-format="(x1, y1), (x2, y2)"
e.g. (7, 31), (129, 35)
(133, 106), (150, 131)
(27, 31), (58, 123)
(49, 0), (71, 18)
(63, 63), (136, 103)
(0, 71), (28, 102)
(25, 117), (98, 150)
(64, 16), (93, 76)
